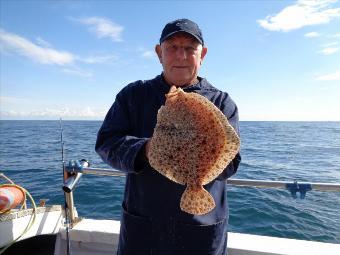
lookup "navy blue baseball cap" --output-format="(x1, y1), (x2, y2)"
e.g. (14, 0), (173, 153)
(159, 18), (204, 45)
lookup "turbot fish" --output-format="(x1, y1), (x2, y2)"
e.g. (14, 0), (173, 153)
(148, 86), (240, 215)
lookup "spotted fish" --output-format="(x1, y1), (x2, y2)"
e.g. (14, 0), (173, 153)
(148, 86), (240, 215)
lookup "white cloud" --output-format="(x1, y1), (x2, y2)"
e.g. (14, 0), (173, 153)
(0, 29), (75, 65)
(141, 50), (156, 59)
(322, 41), (339, 47)
(35, 37), (53, 48)
(137, 47), (157, 59)
(78, 54), (118, 64)
(319, 47), (339, 54)
(0, 96), (30, 104)
(74, 17), (123, 42)
(258, 0), (340, 32)
(0, 95), (105, 120)
(0, 29), (119, 78)
(62, 67), (93, 77)
(0, 106), (106, 120)
(304, 31), (321, 37)
(316, 69), (340, 80)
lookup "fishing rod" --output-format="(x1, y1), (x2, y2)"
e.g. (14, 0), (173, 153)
(60, 119), (72, 255)
(63, 159), (340, 199)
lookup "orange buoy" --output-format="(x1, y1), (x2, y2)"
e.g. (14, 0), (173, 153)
(0, 185), (25, 213)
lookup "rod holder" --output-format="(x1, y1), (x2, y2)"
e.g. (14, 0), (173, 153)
(63, 159), (89, 193)
(63, 173), (83, 193)
(62, 159), (90, 226)
(286, 181), (312, 199)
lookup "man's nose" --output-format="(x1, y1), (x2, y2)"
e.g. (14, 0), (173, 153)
(176, 47), (187, 60)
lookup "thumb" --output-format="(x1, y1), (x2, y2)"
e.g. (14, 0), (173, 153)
(169, 85), (177, 93)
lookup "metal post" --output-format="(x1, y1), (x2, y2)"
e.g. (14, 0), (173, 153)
(65, 191), (76, 225)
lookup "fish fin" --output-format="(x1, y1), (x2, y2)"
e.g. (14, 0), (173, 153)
(180, 185), (215, 215)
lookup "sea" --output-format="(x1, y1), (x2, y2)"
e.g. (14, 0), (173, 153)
(0, 120), (339, 244)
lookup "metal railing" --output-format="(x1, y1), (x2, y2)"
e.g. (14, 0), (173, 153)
(62, 159), (340, 225)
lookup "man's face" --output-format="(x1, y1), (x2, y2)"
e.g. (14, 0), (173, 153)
(155, 33), (207, 87)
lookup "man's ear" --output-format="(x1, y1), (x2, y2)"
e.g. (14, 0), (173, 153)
(155, 44), (162, 63)
(200, 47), (208, 63)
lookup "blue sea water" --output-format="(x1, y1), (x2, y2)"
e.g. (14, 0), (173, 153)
(0, 120), (339, 244)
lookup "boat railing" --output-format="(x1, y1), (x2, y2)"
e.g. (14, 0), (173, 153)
(62, 159), (340, 225)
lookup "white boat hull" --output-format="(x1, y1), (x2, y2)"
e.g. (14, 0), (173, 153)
(55, 218), (340, 255)
(1, 207), (339, 255)
(0, 205), (63, 248)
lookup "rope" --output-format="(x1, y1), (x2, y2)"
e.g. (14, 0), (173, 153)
(0, 173), (14, 184)
(0, 174), (37, 254)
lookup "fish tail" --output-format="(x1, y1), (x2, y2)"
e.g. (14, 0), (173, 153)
(180, 185), (215, 215)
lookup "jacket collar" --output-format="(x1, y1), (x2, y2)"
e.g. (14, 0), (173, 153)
(156, 73), (209, 93)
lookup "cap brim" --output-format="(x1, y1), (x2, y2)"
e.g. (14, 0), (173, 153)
(160, 30), (203, 45)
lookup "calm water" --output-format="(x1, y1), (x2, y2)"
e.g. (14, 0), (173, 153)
(0, 120), (339, 244)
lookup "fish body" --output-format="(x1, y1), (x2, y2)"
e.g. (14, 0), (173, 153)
(149, 87), (240, 215)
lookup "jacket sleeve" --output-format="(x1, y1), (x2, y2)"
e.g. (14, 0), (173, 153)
(216, 95), (241, 180)
(95, 89), (149, 173)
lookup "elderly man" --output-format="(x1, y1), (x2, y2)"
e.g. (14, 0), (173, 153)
(96, 18), (241, 255)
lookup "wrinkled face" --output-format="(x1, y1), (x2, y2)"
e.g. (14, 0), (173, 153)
(155, 33), (207, 87)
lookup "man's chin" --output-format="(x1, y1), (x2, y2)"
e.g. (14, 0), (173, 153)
(169, 77), (194, 87)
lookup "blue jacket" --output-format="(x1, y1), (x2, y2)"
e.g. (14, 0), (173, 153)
(96, 74), (241, 255)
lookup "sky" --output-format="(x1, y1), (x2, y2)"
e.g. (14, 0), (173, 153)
(0, 0), (340, 121)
